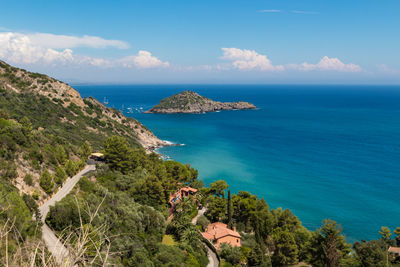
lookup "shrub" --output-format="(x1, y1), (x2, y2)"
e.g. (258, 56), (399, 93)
(39, 170), (54, 194)
(23, 173), (34, 186)
(32, 190), (40, 200)
(28, 147), (43, 163)
(54, 145), (67, 165)
(54, 166), (67, 185)
(79, 141), (92, 159)
(196, 215), (210, 231)
(65, 160), (77, 177)
(22, 193), (40, 220)
(220, 243), (242, 266)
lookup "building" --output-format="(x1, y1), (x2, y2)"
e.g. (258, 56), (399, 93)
(389, 246), (400, 256)
(89, 152), (104, 161)
(169, 186), (198, 206)
(202, 222), (241, 250)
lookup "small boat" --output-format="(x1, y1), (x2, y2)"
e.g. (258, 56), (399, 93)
(103, 97), (109, 105)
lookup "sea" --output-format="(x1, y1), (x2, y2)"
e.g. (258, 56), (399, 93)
(75, 84), (400, 243)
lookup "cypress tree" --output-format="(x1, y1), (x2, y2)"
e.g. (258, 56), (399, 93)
(227, 189), (233, 229)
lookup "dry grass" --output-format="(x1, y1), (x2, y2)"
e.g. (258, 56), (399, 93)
(0, 197), (114, 267)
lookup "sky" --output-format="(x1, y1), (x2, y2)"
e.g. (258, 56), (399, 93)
(0, 0), (399, 84)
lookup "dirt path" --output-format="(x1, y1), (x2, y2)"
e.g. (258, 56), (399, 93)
(191, 207), (206, 224)
(39, 164), (96, 266)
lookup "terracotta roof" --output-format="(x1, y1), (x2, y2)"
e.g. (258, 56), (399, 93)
(202, 232), (214, 240)
(203, 222), (241, 240)
(389, 247), (400, 254)
(180, 187), (198, 193)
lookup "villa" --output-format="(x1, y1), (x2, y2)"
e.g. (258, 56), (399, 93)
(389, 246), (400, 256)
(202, 222), (241, 250)
(169, 186), (198, 206)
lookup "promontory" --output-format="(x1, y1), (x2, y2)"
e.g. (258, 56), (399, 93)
(144, 90), (257, 114)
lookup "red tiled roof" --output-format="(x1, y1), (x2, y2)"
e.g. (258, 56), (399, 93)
(202, 232), (214, 240)
(180, 187), (198, 193)
(389, 247), (400, 254)
(202, 222), (241, 240)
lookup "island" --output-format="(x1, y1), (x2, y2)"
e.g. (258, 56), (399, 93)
(144, 90), (257, 114)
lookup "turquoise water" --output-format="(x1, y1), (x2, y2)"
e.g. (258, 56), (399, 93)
(76, 84), (400, 242)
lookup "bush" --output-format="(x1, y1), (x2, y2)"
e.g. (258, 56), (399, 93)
(54, 166), (67, 185)
(65, 159), (77, 177)
(54, 145), (67, 165)
(153, 245), (185, 266)
(46, 195), (87, 231)
(32, 190), (40, 200)
(23, 173), (34, 186)
(196, 215), (210, 231)
(28, 147), (43, 163)
(22, 193), (40, 220)
(39, 170), (54, 194)
(220, 243), (242, 266)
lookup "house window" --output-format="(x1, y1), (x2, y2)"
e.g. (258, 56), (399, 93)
(237, 239), (239, 243)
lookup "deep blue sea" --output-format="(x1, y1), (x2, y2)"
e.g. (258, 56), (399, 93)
(75, 84), (400, 242)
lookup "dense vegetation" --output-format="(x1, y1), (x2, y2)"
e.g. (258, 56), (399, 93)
(46, 136), (206, 266)
(0, 60), (158, 265)
(46, 136), (400, 266)
(150, 91), (209, 110)
(1, 60), (400, 266)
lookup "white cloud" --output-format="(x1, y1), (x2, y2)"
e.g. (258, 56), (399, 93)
(259, 9), (281, 13)
(120, 50), (169, 69)
(0, 31), (128, 65)
(0, 31), (169, 69)
(0, 32), (75, 64)
(221, 48), (284, 71)
(289, 56), (362, 72)
(27, 33), (129, 49)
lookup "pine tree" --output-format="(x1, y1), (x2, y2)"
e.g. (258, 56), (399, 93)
(309, 219), (351, 267)
(272, 229), (299, 266)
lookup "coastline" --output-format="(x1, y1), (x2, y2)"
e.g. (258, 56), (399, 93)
(151, 140), (185, 158)
(76, 84), (400, 242)
(144, 106), (257, 114)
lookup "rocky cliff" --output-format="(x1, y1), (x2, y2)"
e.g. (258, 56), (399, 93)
(145, 90), (257, 114)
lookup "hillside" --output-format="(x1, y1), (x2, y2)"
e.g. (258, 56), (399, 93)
(145, 90), (257, 114)
(0, 60), (166, 201)
(0, 60), (165, 151)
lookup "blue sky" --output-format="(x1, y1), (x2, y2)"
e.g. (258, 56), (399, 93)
(0, 0), (399, 84)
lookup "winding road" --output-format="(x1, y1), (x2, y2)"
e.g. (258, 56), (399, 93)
(192, 208), (219, 267)
(39, 164), (96, 266)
